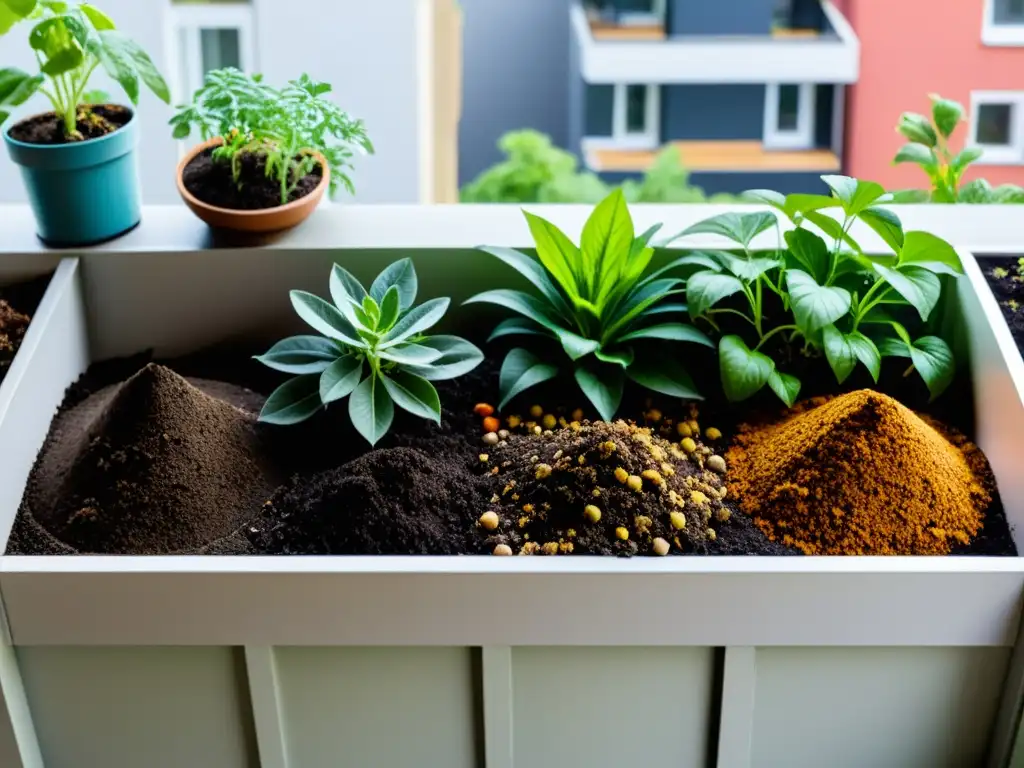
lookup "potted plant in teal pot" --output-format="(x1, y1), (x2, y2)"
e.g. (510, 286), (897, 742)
(0, 1), (169, 246)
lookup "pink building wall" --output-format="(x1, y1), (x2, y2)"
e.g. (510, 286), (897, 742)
(842, 0), (1024, 189)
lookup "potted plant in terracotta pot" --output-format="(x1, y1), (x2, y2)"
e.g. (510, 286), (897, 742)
(169, 68), (373, 234)
(0, 0), (169, 246)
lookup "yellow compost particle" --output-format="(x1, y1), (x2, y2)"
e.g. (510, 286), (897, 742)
(677, 422), (693, 438)
(717, 508), (732, 523)
(705, 427), (722, 441)
(541, 542), (560, 556)
(535, 463), (553, 479)
(507, 415), (521, 429)
(615, 526), (629, 541)
(635, 515), (653, 534)
(479, 511), (500, 531)
(572, 408), (584, 422)
(521, 542), (540, 555)
(479, 453), (489, 463)
(641, 469), (663, 486)
(670, 511), (687, 530)
(493, 544), (513, 556)
(542, 413), (557, 430)
(614, 467), (629, 484)
(691, 490), (709, 506)
(661, 462), (675, 477)
(681, 437), (697, 454)
(627, 475), (643, 492)
(652, 537), (670, 556)
(530, 404), (544, 419)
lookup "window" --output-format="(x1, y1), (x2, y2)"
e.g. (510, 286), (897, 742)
(969, 91), (1024, 164)
(581, 84), (659, 151)
(625, 85), (648, 132)
(617, 0), (667, 25)
(983, 0), (1024, 45)
(168, 0), (256, 103)
(763, 83), (815, 150)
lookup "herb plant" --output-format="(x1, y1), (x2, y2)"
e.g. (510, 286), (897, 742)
(170, 68), (373, 205)
(665, 175), (961, 406)
(893, 93), (1024, 204)
(256, 259), (483, 446)
(0, 1), (169, 137)
(466, 188), (713, 421)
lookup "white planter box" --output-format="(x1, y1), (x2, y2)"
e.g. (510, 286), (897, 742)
(0, 208), (1023, 768)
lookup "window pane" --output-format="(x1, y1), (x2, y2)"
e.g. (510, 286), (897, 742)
(996, 0), (1024, 22)
(777, 85), (801, 131)
(620, 0), (656, 11)
(626, 85), (647, 132)
(200, 28), (241, 73)
(977, 103), (1013, 145)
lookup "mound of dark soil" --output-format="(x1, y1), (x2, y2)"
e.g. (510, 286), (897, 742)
(182, 147), (323, 210)
(22, 363), (277, 554)
(249, 447), (489, 554)
(474, 418), (795, 557)
(0, 300), (30, 376)
(8, 105), (131, 144)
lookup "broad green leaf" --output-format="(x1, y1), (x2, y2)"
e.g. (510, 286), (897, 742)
(581, 187), (634, 304)
(893, 143), (938, 171)
(319, 356), (363, 403)
(821, 175), (888, 217)
(686, 271), (745, 319)
(595, 347), (634, 368)
(369, 258), (417, 310)
(80, 3), (114, 30)
(846, 330), (881, 381)
(405, 335), (483, 381)
(361, 295), (380, 327)
(742, 188), (787, 211)
(254, 335), (339, 374)
(108, 33), (170, 104)
(290, 290), (365, 347)
(524, 211), (583, 302)
(557, 329), (600, 361)
(715, 253), (783, 282)
(382, 371), (441, 423)
(30, 17), (84, 76)
(667, 211), (776, 248)
(785, 229), (830, 284)
(642, 252), (723, 283)
(958, 178), (995, 204)
(464, 288), (563, 335)
(898, 231), (962, 275)
(877, 337), (911, 358)
(871, 263), (940, 321)
(0, 67), (42, 107)
(603, 279), (685, 341)
(889, 189), (931, 204)
(951, 147), (984, 174)
(767, 370), (801, 407)
(803, 210), (863, 252)
(259, 374), (323, 425)
(822, 324), (857, 384)
(376, 285), (401, 331)
(329, 264), (368, 307)
(617, 323), (714, 347)
(890, 320), (913, 346)
(910, 336), (954, 400)
(574, 363), (624, 421)
(380, 297), (450, 345)
(931, 95), (964, 139)
(92, 30), (137, 104)
(719, 335), (775, 402)
(896, 112), (937, 147)
(488, 317), (548, 342)
(859, 207), (904, 253)
(499, 348), (559, 410)
(785, 193), (841, 215)
(377, 342), (443, 366)
(477, 245), (573, 319)
(627, 357), (701, 400)
(785, 270), (852, 333)
(642, 302), (688, 317)
(348, 374), (395, 446)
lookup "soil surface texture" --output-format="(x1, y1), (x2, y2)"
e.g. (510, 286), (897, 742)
(984, 257), (1024, 355)
(0, 273), (50, 385)
(14, 363), (278, 554)
(8, 105), (130, 144)
(182, 147), (323, 210)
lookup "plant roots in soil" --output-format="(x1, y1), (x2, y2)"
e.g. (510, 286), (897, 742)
(182, 148), (322, 210)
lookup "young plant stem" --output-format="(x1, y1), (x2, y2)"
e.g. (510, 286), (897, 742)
(851, 282), (892, 330)
(706, 307), (757, 327)
(755, 324), (799, 351)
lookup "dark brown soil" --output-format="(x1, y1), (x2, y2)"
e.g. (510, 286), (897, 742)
(984, 257), (1024, 352)
(0, 273), (50, 384)
(15, 363), (278, 554)
(7, 105), (130, 144)
(182, 147), (323, 210)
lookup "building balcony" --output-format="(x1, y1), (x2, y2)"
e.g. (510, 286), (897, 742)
(584, 139), (841, 174)
(571, 0), (859, 84)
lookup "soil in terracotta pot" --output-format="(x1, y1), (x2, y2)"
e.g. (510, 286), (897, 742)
(983, 257), (1024, 355)
(182, 148), (323, 210)
(7, 105), (130, 144)
(0, 273), (50, 385)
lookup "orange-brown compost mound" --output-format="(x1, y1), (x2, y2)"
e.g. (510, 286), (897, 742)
(725, 390), (992, 555)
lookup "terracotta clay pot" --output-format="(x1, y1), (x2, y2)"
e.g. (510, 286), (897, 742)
(175, 137), (330, 233)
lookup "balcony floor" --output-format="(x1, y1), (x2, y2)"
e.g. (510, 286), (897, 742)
(586, 140), (841, 173)
(588, 20), (666, 40)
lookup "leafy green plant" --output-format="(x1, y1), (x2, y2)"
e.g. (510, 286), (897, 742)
(169, 68), (373, 205)
(0, 0), (169, 138)
(256, 259), (483, 446)
(664, 175), (961, 406)
(893, 93), (1024, 203)
(465, 188), (713, 420)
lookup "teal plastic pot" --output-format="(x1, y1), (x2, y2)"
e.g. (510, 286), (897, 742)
(3, 107), (141, 246)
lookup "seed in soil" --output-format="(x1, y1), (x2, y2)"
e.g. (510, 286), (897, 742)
(627, 475), (643, 492)
(493, 543), (513, 556)
(530, 405), (543, 419)
(706, 427), (722, 441)
(615, 526), (629, 541)
(479, 511), (500, 531)
(652, 537), (670, 556)
(584, 504), (601, 523)
(483, 432), (499, 446)
(707, 455), (727, 474)
(474, 403), (494, 417)
(681, 437), (697, 453)
(483, 416), (500, 433)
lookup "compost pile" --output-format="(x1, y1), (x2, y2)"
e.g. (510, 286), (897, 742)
(0, 300), (30, 375)
(23, 363), (277, 554)
(475, 419), (739, 556)
(726, 390), (992, 555)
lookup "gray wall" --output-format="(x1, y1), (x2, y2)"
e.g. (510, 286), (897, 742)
(668, 0), (774, 35)
(459, 0), (571, 185)
(661, 85), (766, 141)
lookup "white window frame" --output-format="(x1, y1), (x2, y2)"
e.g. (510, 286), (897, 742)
(982, 0), (1024, 46)
(618, 0), (667, 26)
(166, 3), (257, 106)
(968, 90), (1024, 165)
(763, 83), (816, 150)
(581, 84), (660, 152)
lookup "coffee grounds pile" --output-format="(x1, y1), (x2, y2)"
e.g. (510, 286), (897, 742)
(23, 363), (278, 554)
(726, 390), (992, 555)
(474, 419), (761, 557)
(0, 300), (30, 376)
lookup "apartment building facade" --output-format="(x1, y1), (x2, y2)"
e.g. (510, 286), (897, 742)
(0, 0), (461, 204)
(568, 0), (860, 194)
(841, 0), (1024, 189)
